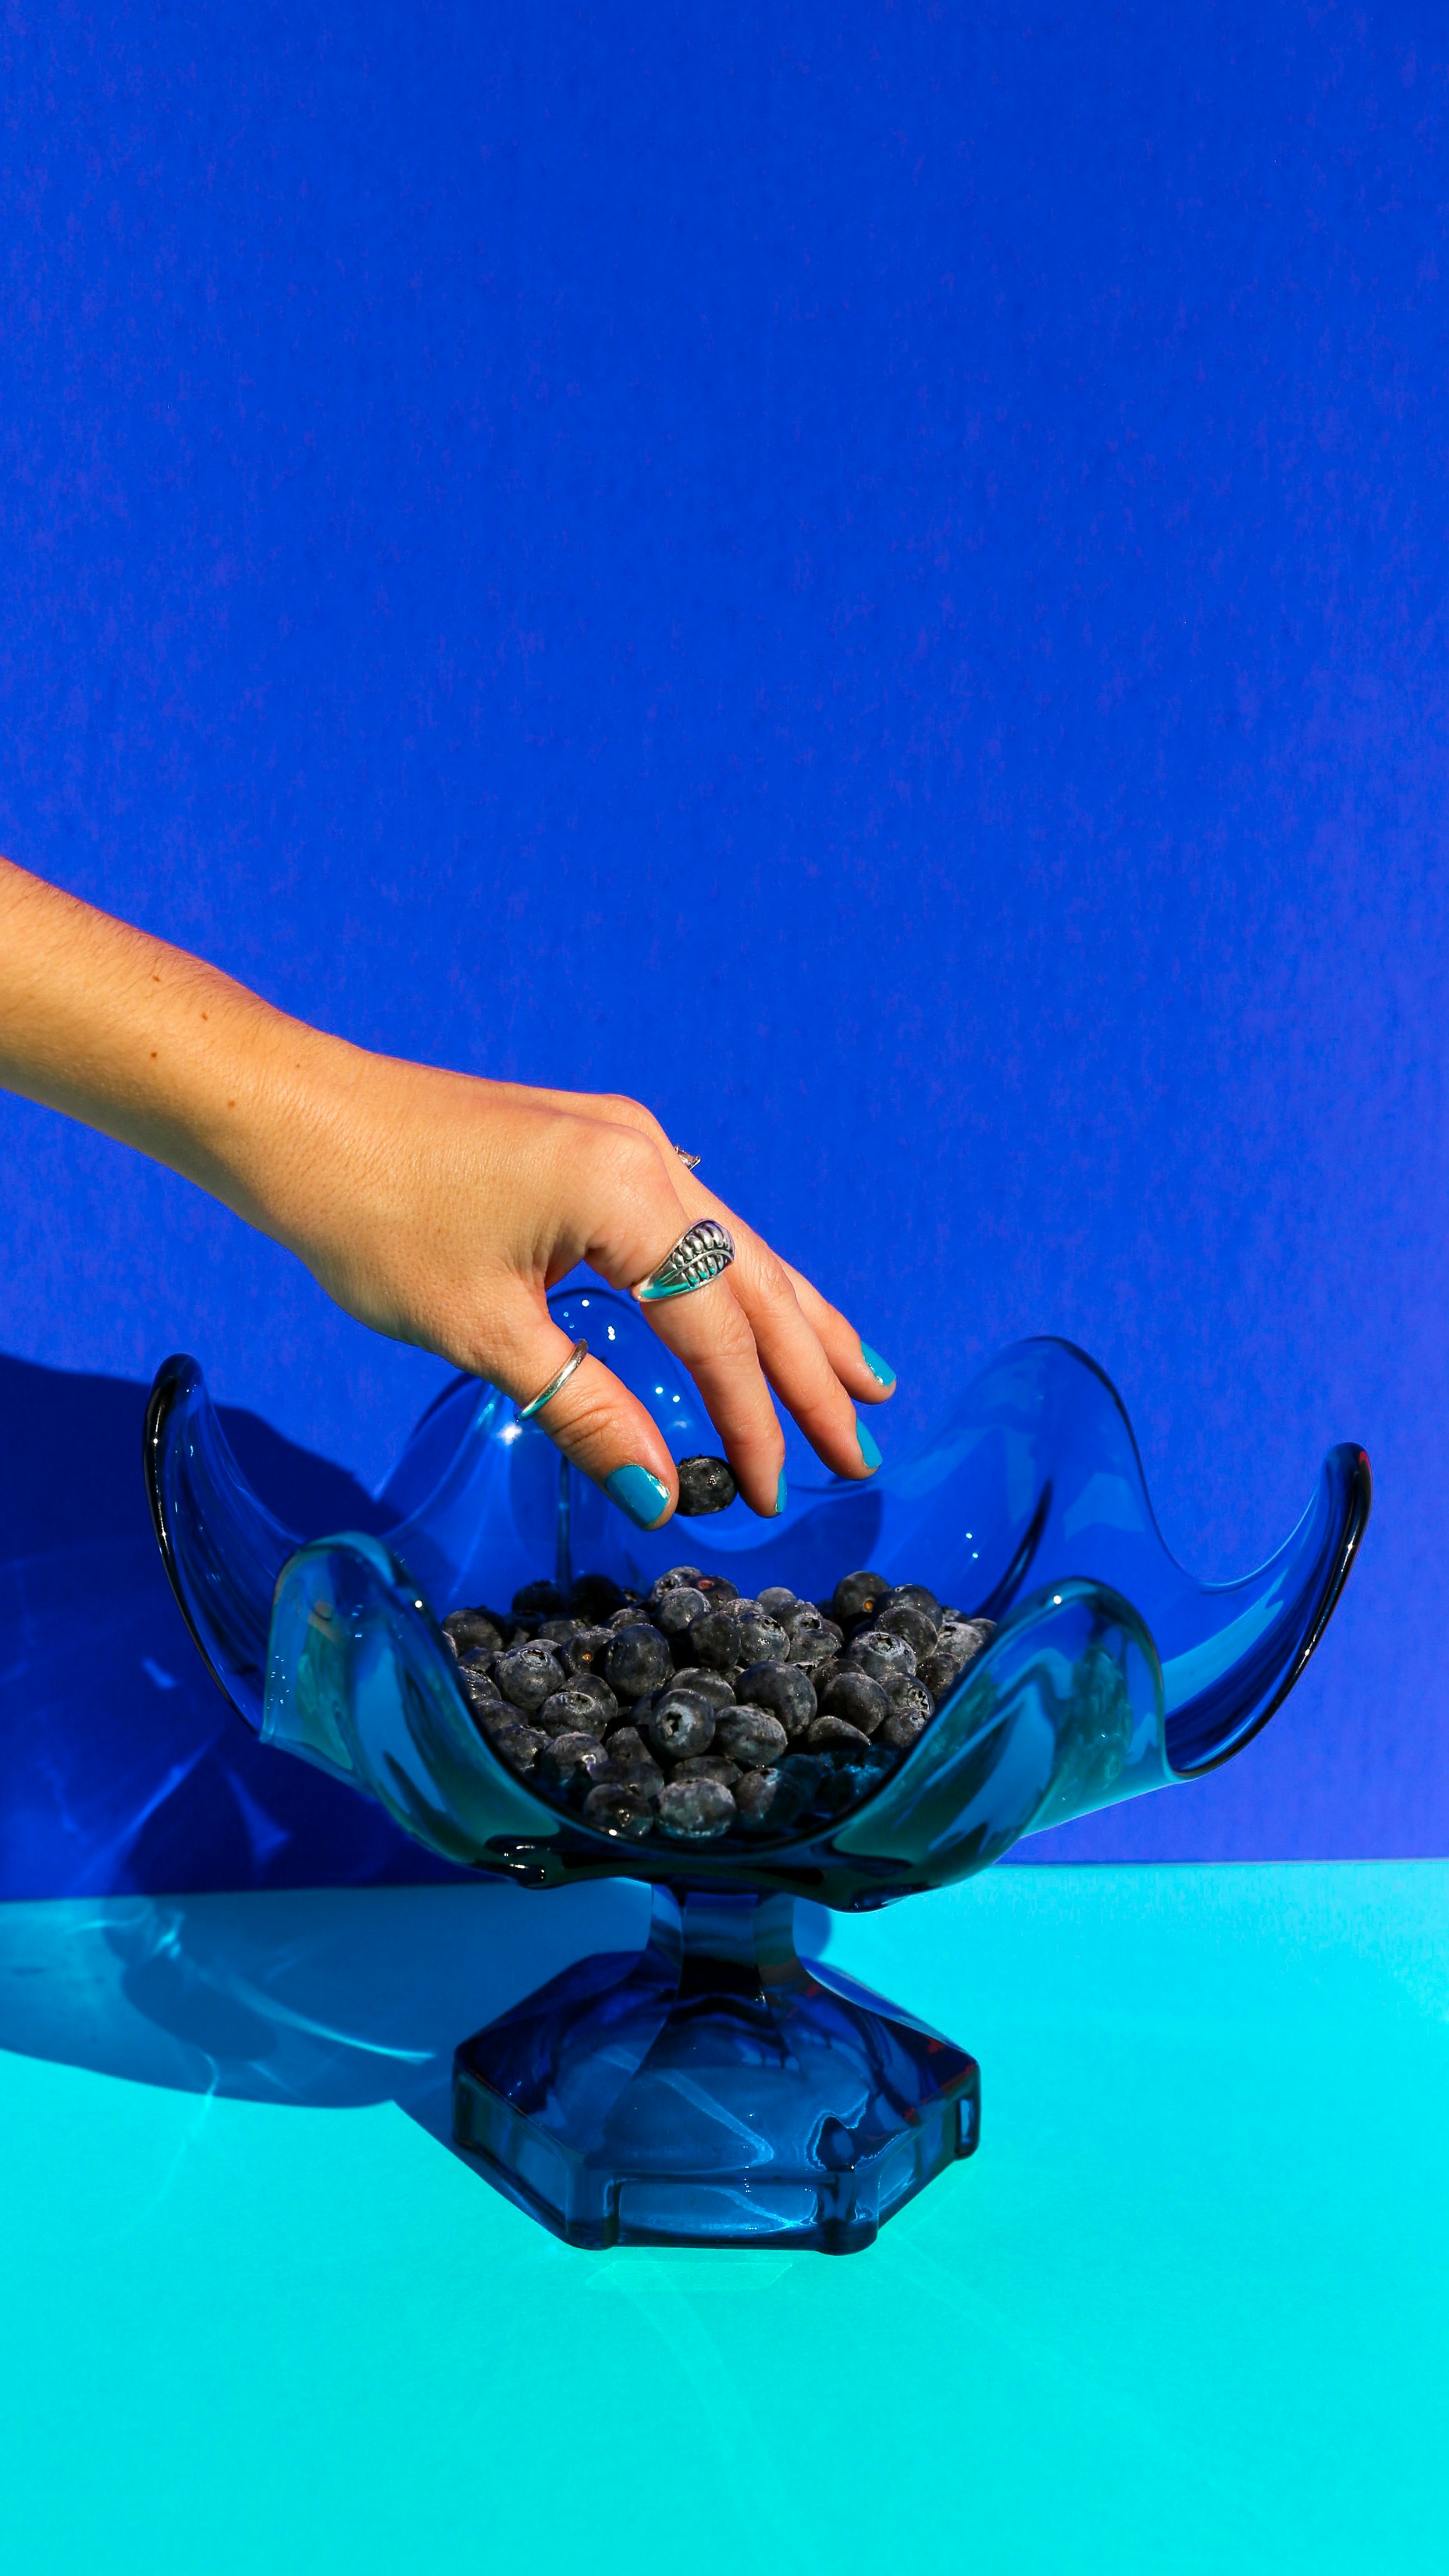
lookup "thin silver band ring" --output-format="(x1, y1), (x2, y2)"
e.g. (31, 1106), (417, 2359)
(518, 1338), (589, 1419)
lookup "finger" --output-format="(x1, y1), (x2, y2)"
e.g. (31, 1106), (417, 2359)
(690, 1222), (874, 1479)
(640, 1273), (786, 1517)
(560, 1124), (787, 1518)
(485, 1297), (678, 1532)
(776, 1257), (898, 1401)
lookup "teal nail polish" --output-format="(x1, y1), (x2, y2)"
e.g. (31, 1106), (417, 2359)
(774, 1470), (788, 1517)
(856, 1420), (883, 1473)
(604, 1464), (671, 1529)
(860, 1342), (896, 1388)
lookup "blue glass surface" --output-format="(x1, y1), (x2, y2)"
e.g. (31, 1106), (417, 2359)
(146, 1285), (1369, 2247)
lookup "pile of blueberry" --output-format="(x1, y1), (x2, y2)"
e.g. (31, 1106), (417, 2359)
(442, 1565), (994, 1845)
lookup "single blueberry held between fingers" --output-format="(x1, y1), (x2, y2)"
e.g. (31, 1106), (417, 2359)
(675, 1455), (739, 1516)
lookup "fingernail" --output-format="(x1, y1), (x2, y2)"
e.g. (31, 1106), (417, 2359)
(604, 1464), (671, 1529)
(860, 1342), (896, 1388)
(856, 1420), (883, 1474)
(774, 1470), (788, 1517)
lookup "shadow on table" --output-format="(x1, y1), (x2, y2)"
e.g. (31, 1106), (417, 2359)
(0, 1879), (647, 2144)
(0, 1878), (835, 2150)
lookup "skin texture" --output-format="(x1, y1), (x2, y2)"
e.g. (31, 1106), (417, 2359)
(0, 856), (894, 1524)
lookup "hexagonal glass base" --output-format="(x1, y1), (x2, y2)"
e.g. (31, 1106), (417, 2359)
(452, 1886), (980, 2253)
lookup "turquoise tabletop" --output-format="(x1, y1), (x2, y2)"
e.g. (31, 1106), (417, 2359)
(1, 1863), (1444, 2575)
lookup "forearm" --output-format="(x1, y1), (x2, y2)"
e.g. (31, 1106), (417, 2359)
(0, 855), (348, 1239)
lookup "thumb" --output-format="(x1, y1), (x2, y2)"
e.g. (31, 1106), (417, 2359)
(494, 1304), (678, 1532)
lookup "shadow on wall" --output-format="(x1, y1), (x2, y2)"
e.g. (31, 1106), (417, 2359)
(0, 1352), (463, 1898)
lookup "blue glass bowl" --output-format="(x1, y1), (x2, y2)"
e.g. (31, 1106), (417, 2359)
(147, 1286), (1369, 2253)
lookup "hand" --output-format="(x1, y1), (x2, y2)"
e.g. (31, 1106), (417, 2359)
(256, 1056), (895, 1529)
(0, 858), (895, 1532)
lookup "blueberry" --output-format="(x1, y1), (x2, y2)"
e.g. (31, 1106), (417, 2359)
(604, 1624), (673, 1703)
(656, 1778), (736, 1841)
(820, 1670), (889, 1735)
(538, 1615), (584, 1647)
(482, 1720), (543, 1775)
(569, 1571), (628, 1622)
(601, 1727), (666, 1799)
(668, 1667), (737, 1710)
(879, 1702), (929, 1752)
(649, 1565), (704, 1606)
(683, 1606), (739, 1672)
(883, 1678), (934, 1732)
(646, 1688), (717, 1761)
(785, 1620), (844, 1674)
(536, 1731), (611, 1790)
(562, 1625), (616, 1679)
(512, 1579), (568, 1617)
(734, 1768), (787, 1832)
(757, 1585), (797, 1620)
(443, 1608), (504, 1657)
(732, 1608), (790, 1666)
(675, 1455), (739, 1516)
(582, 1782), (656, 1840)
(537, 1685), (613, 1742)
(672, 1755), (741, 1788)
(831, 1571), (892, 1627)
(847, 1630), (917, 1683)
(735, 1659), (817, 1738)
(695, 1575), (739, 1605)
(495, 1642), (566, 1713)
(607, 1602), (652, 1631)
(653, 1585), (707, 1638)
(875, 1603), (938, 1660)
(561, 1669), (618, 1719)
(809, 1716), (872, 1754)
(920, 1620), (994, 1700)
(714, 1705), (790, 1767)
(885, 1583), (942, 1623)
(455, 1652), (500, 1695)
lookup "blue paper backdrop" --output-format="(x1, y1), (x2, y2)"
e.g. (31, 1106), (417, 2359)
(0, 1), (1444, 1867)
